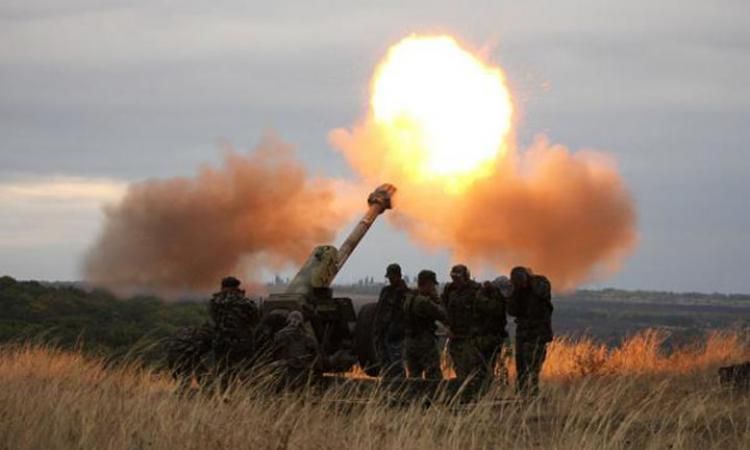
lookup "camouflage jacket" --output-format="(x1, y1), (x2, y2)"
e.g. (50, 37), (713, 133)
(441, 281), (482, 336)
(209, 289), (260, 339)
(273, 324), (319, 370)
(373, 279), (410, 340)
(507, 275), (553, 342)
(403, 292), (446, 338)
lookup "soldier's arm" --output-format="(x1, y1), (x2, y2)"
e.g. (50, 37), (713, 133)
(438, 284), (451, 306)
(415, 296), (447, 323)
(243, 297), (261, 325)
(375, 286), (387, 308)
(373, 287), (389, 334)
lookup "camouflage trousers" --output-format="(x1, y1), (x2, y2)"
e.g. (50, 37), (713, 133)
(375, 333), (405, 379)
(404, 333), (442, 380)
(515, 337), (548, 396)
(449, 336), (504, 383)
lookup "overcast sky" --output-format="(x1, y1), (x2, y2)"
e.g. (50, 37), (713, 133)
(1, 0), (748, 293)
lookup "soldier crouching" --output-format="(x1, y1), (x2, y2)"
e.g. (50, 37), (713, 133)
(402, 270), (447, 380)
(272, 311), (320, 388)
(272, 311), (357, 390)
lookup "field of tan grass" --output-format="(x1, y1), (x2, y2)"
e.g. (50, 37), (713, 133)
(1, 331), (749, 450)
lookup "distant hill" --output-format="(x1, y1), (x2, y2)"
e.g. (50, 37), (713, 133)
(333, 284), (750, 346)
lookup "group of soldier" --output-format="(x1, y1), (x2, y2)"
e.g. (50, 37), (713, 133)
(204, 276), (354, 387)
(374, 263), (553, 395)
(196, 263), (553, 395)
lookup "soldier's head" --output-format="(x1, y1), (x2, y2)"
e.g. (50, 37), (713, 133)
(286, 310), (304, 328)
(510, 266), (531, 290)
(220, 276), (241, 291)
(417, 269), (438, 296)
(385, 263), (402, 285)
(449, 264), (470, 286)
(493, 275), (514, 298)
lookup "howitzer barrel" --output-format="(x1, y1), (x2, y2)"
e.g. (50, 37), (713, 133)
(284, 183), (396, 294)
(335, 183), (396, 273)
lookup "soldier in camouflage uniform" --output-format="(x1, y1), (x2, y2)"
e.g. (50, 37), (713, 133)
(507, 266), (553, 396)
(441, 264), (484, 381)
(166, 322), (215, 392)
(402, 270), (447, 380)
(471, 277), (509, 385)
(273, 311), (320, 387)
(490, 276), (514, 384)
(373, 263), (409, 379)
(209, 276), (260, 379)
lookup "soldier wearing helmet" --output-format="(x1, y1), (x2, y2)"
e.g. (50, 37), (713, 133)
(373, 263), (410, 379)
(507, 266), (553, 396)
(402, 270), (447, 379)
(272, 310), (320, 386)
(441, 264), (486, 381)
(467, 275), (510, 386)
(209, 276), (260, 383)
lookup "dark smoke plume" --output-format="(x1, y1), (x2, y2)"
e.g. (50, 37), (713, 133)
(83, 135), (350, 294)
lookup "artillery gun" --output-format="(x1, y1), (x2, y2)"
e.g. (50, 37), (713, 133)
(166, 184), (395, 383)
(257, 183), (395, 374)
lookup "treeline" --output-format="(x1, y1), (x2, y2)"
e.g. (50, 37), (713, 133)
(334, 283), (750, 304)
(0, 276), (208, 364)
(569, 288), (750, 305)
(2, 274), (748, 365)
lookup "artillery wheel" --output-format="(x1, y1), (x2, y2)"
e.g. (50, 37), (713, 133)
(354, 303), (380, 377)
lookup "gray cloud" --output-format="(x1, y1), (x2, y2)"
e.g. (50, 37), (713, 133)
(1, 0), (748, 292)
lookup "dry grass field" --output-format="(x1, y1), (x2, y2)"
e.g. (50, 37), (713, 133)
(1, 331), (749, 450)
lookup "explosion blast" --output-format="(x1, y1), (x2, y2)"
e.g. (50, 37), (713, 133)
(84, 135), (350, 294)
(331, 35), (637, 290)
(85, 34), (637, 294)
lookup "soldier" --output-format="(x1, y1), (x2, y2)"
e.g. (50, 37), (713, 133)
(471, 276), (509, 385)
(493, 276), (514, 383)
(402, 270), (447, 379)
(209, 276), (260, 379)
(373, 263), (409, 379)
(441, 264), (484, 381)
(507, 266), (553, 396)
(272, 311), (320, 387)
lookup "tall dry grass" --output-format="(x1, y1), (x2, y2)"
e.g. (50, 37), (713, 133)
(1, 330), (749, 450)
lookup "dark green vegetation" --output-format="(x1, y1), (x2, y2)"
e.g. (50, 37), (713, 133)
(2, 275), (749, 364)
(0, 276), (206, 364)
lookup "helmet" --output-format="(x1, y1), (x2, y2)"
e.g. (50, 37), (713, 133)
(493, 275), (513, 297)
(417, 269), (439, 286)
(221, 276), (241, 289)
(286, 310), (304, 327)
(450, 264), (470, 280)
(510, 266), (531, 286)
(385, 263), (402, 277)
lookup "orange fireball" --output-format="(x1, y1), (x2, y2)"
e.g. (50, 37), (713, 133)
(370, 35), (513, 192)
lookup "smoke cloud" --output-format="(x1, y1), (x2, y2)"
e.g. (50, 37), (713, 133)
(331, 125), (637, 291)
(83, 135), (351, 294)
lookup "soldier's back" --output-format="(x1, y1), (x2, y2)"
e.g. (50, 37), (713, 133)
(210, 290), (259, 332)
(511, 275), (553, 342)
(442, 281), (480, 336)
